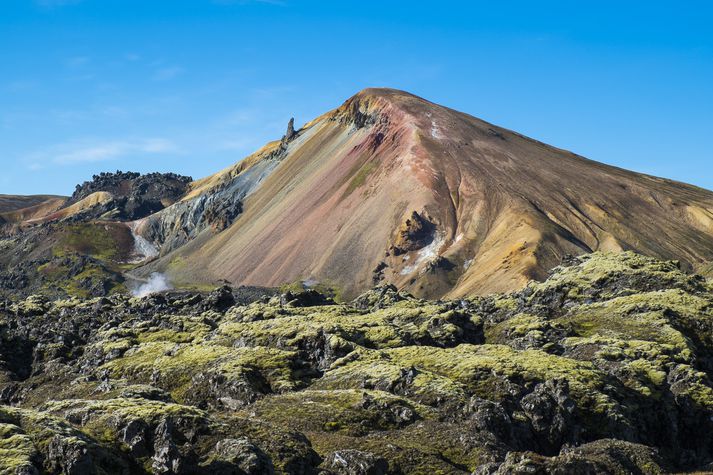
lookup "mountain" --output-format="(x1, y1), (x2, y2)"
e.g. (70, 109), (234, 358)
(134, 88), (713, 299)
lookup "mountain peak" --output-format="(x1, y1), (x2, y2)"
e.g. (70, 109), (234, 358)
(329, 88), (439, 132)
(352, 87), (417, 99)
(344, 87), (434, 110)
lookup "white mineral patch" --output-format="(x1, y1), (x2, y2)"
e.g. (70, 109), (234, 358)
(128, 221), (159, 263)
(431, 120), (444, 139)
(400, 232), (445, 275)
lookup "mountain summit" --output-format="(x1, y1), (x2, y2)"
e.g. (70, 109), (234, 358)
(125, 88), (713, 298)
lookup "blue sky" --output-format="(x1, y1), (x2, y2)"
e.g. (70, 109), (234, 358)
(1, 0), (712, 195)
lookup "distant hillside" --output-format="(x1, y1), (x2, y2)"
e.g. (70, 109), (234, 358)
(0, 194), (67, 226)
(0, 194), (65, 214)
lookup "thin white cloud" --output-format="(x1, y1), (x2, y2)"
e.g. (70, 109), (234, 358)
(25, 138), (181, 166)
(217, 138), (255, 152)
(55, 142), (128, 164)
(43, 106), (129, 125)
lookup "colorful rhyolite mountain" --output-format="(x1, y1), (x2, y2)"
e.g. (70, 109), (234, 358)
(7, 89), (713, 298)
(133, 88), (713, 298)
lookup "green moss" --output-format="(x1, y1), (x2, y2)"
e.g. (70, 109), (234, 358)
(529, 252), (704, 303)
(6, 250), (713, 473)
(37, 250), (126, 298)
(279, 280), (345, 303)
(561, 335), (698, 401)
(220, 300), (477, 351)
(669, 365), (713, 409)
(41, 397), (210, 461)
(100, 334), (300, 401)
(247, 389), (482, 472)
(316, 344), (614, 414)
(485, 313), (554, 344)
(37, 260), (71, 280)
(44, 397), (207, 427)
(344, 161), (378, 197)
(0, 405), (128, 472)
(56, 223), (131, 262)
(0, 424), (37, 475)
(492, 295), (518, 312)
(134, 316), (213, 344)
(559, 289), (709, 357)
(246, 389), (431, 435)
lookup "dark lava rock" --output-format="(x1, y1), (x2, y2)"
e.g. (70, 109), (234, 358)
(0, 252), (712, 474)
(322, 450), (388, 475)
(390, 211), (435, 256)
(68, 170), (192, 221)
(213, 438), (275, 474)
(283, 118), (297, 142)
(352, 284), (410, 311)
(280, 289), (335, 307)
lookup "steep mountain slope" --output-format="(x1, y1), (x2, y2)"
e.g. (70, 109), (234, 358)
(144, 88), (713, 299)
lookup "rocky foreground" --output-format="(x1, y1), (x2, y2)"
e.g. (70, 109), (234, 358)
(1, 252), (713, 474)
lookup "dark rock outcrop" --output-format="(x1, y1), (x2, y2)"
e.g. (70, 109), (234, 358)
(322, 450), (388, 475)
(67, 170), (192, 221)
(390, 211), (434, 256)
(283, 118), (297, 142)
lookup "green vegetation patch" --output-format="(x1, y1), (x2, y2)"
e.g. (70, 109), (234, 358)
(528, 251), (708, 302)
(220, 299), (481, 351)
(98, 330), (301, 401)
(560, 290), (702, 353)
(247, 389), (432, 435)
(343, 160), (378, 197)
(56, 222), (133, 262)
(0, 423), (37, 475)
(315, 344), (613, 413)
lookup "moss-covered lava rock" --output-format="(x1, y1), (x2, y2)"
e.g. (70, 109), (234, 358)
(0, 252), (712, 473)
